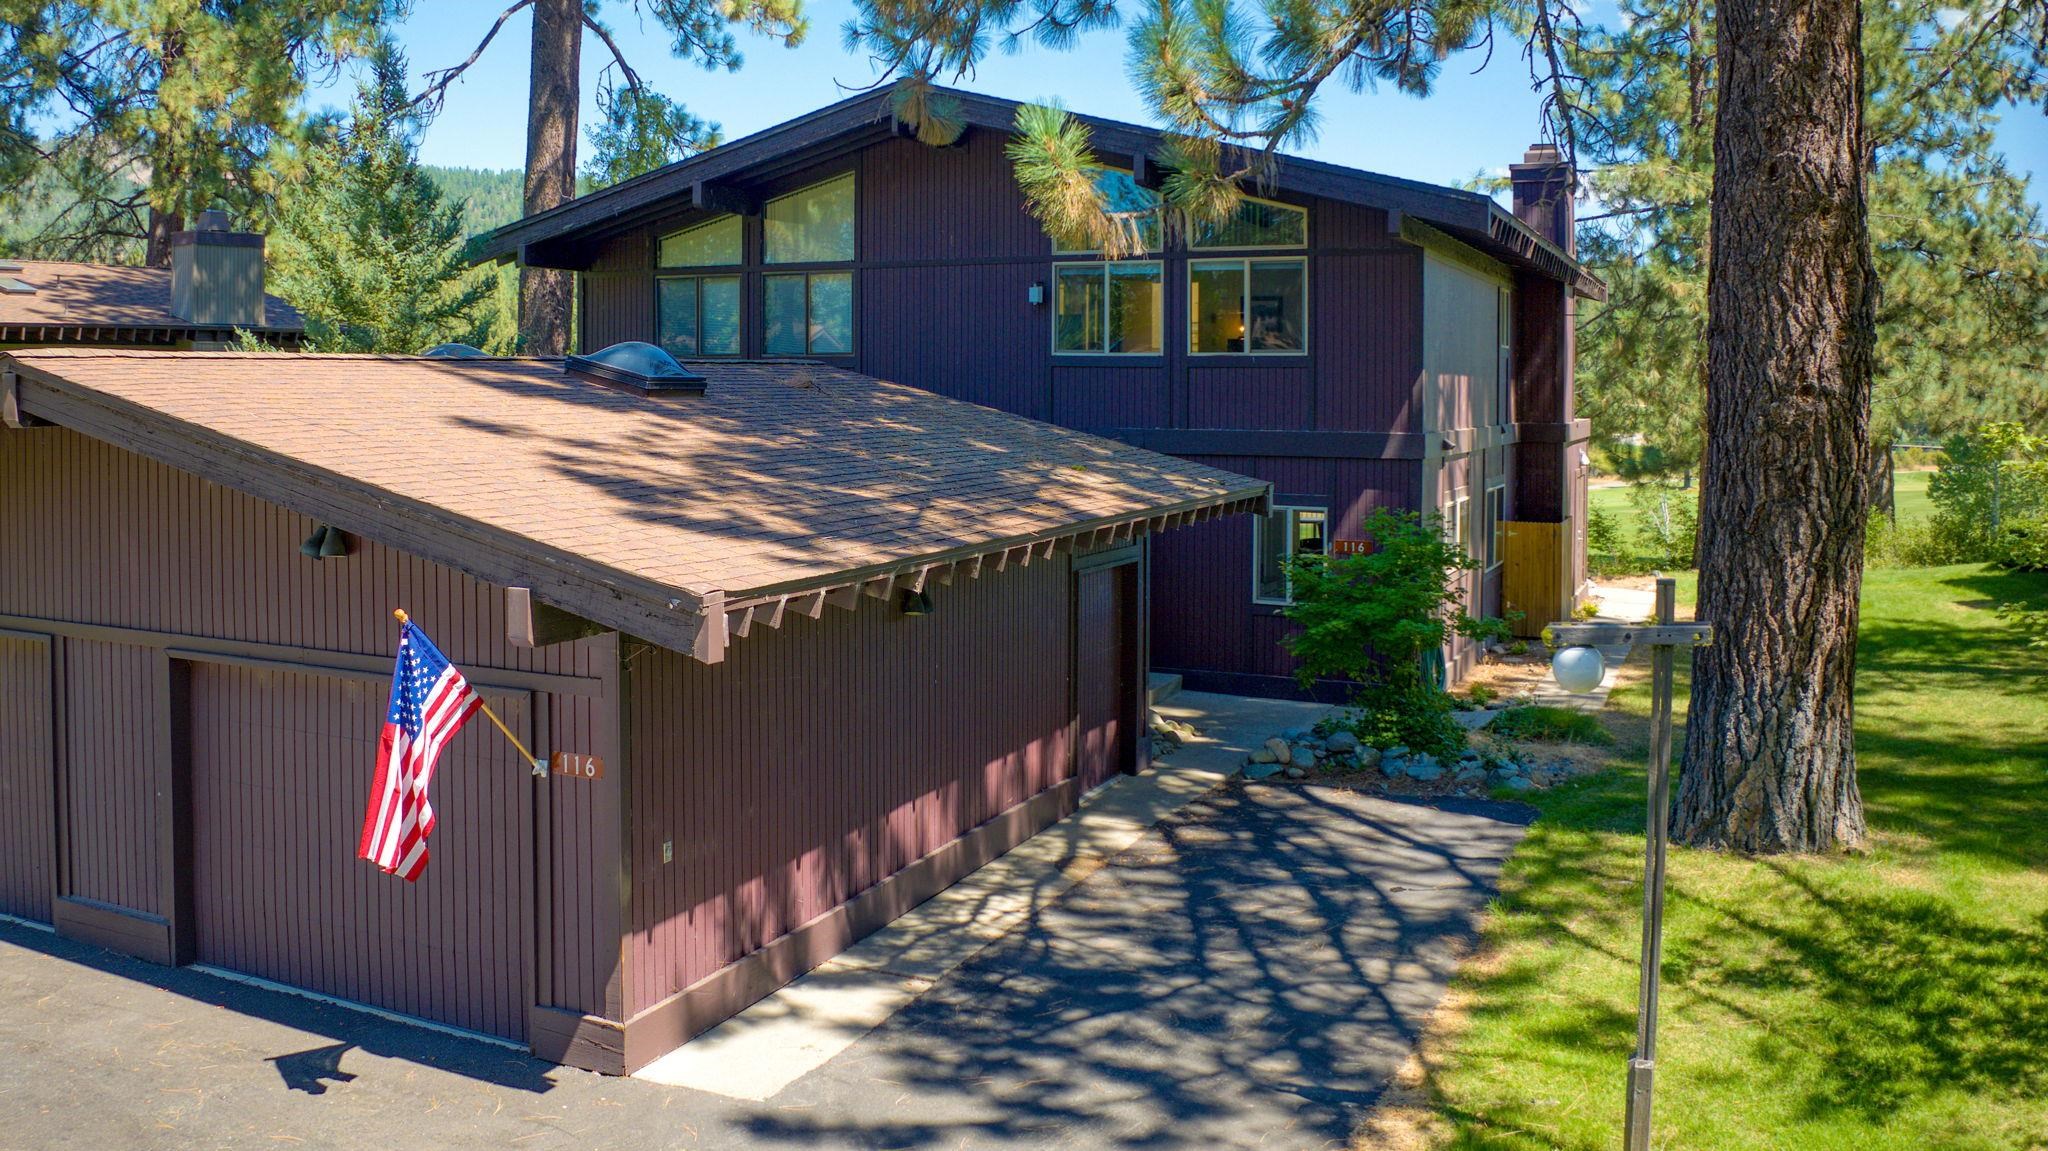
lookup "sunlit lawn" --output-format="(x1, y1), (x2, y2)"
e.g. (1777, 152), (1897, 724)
(1420, 564), (2048, 1149)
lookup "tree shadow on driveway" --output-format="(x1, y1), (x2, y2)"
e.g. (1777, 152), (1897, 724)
(738, 785), (1534, 1151)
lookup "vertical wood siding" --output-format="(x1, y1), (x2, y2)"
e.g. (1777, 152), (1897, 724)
(0, 635), (55, 921)
(1050, 363), (1172, 431)
(189, 665), (534, 1039)
(62, 640), (164, 914)
(1314, 248), (1423, 431)
(623, 555), (1075, 1017)
(0, 428), (621, 1021)
(1185, 365), (1316, 430)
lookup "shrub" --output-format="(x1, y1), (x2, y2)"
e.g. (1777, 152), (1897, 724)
(1928, 423), (2048, 562)
(1468, 682), (1499, 706)
(1627, 482), (1699, 570)
(1865, 510), (1968, 568)
(1488, 705), (1615, 746)
(1586, 503), (1627, 572)
(1328, 686), (1468, 762)
(1993, 514), (2048, 572)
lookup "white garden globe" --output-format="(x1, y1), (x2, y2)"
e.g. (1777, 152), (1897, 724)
(1551, 645), (1607, 694)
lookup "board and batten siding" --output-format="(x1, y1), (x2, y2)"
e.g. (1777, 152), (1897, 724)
(0, 632), (56, 922)
(623, 553), (1078, 1019)
(0, 426), (622, 1023)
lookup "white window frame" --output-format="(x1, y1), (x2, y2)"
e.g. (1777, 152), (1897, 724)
(657, 215), (743, 269)
(1187, 256), (1310, 357)
(1485, 481), (1507, 571)
(1189, 193), (1309, 251)
(1050, 260), (1164, 356)
(1444, 490), (1470, 558)
(1252, 505), (1328, 606)
(1496, 284), (1514, 428)
(1050, 168), (1164, 255)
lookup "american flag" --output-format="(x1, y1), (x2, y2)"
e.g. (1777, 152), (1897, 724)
(357, 620), (483, 882)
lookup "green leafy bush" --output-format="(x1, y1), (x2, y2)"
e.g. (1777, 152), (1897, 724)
(1284, 509), (1510, 761)
(1627, 482), (1699, 570)
(1487, 705), (1615, 746)
(1586, 503), (1630, 574)
(1928, 423), (2048, 562)
(1865, 510), (1967, 568)
(1993, 515), (2048, 572)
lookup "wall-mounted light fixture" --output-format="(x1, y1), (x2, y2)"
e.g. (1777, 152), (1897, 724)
(1027, 282), (1046, 306)
(299, 524), (354, 560)
(898, 589), (934, 617)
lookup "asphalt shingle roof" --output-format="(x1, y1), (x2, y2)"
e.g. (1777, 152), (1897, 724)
(0, 260), (303, 332)
(2, 350), (1266, 612)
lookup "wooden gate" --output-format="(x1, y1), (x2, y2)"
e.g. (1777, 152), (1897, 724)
(1502, 519), (1573, 637)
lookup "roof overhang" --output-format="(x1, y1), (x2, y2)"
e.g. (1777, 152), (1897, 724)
(472, 86), (1603, 293)
(1, 355), (1267, 665)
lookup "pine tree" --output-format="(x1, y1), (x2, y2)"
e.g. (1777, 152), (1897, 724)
(0, 1), (389, 264)
(268, 49), (499, 355)
(411, 0), (806, 355)
(1570, 0), (2048, 479)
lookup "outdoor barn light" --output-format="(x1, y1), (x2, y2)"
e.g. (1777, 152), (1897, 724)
(898, 589), (934, 617)
(1027, 282), (1046, 306)
(299, 524), (353, 560)
(1550, 644), (1606, 694)
(1546, 577), (1713, 1151)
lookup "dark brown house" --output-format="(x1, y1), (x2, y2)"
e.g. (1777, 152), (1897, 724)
(475, 87), (1603, 695)
(0, 214), (304, 350)
(0, 345), (1265, 1073)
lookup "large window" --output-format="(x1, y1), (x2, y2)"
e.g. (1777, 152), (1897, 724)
(1190, 258), (1307, 354)
(1254, 505), (1327, 605)
(1050, 168), (1164, 254)
(1444, 491), (1470, 558)
(1053, 261), (1162, 354)
(657, 275), (742, 357)
(1192, 195), (1307, 249)
(658, 216), (741, 267)
(764, 271), (853, 355)
(764, 173), (855, 264)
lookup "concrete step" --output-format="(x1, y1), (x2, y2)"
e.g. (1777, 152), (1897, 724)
(1147, 672), (1183, 705)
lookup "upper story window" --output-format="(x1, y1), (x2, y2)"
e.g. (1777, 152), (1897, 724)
(1192, 195), (1307, 250)
(658, 215), (742, 267)
(1050, 168), (1164, 254)
(657, 274), (742, 357)
(1496, 284), (1514, 426)
(1189, 257), (1307, 355)
(765, 173), (855, 264)
(1053, 261), (1162, 354)
(1485, 482), (1507, 570)
(1254, 505), (1327, 605)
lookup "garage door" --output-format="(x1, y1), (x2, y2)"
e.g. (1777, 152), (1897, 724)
(189, 663), (534, 1040)
(0, 634), (55, 923)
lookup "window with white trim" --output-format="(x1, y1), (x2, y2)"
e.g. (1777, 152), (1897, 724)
(1496, 285), (1514, 426)
(1053, 261), (1162, 354)
(1485, 482), (1507, 570)
(1049, 168), (1164, 254)
(1444, 491), (1470, 559)
(1254, 505), (1327, 605)
(1191, 195), (1307, 249)
(1190, 257), (1307, 354)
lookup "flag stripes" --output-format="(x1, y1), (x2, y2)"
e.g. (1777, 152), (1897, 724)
(359, 621), (483, 882)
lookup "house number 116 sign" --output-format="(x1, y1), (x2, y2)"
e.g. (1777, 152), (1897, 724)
(550, 752), (605, 780)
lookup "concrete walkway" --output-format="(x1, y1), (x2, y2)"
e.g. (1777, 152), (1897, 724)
(636, 689), (1332, 1099)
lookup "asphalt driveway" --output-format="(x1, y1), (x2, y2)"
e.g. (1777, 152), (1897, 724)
(0, 785), (1530, 1151)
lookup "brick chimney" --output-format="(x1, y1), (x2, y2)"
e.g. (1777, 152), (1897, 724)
(169, 209), (268, 327)
(1509, 143), (1576, 255)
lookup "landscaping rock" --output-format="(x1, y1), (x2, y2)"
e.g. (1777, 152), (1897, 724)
(1356, 746), (1382, 769)
(1244, 761), (1285, 781)
(1405, 756), (1445, 783)
(1505, 775), (1537, 792)
(1455, 765), (1487, 784)
(1325, 730), (1360, 754)
(1264, 737), (1293, 765)
(1292, 745), (1319, 766)
(1283, 765), (1308, 780)
(1250, 750), (1277, 765)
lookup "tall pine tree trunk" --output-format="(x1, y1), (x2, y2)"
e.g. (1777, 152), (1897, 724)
(1675, 0), (1875, 852)
(519, 0), (580, 355)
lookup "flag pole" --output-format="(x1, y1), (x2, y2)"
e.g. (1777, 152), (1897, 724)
(394, 609), (548, 777)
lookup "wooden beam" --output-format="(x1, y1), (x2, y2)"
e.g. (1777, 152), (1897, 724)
(794, 590), (826, 619)
(691, 180), (757, 217)
(506, 587), (613, 649)
(2, 370), (49, 429)
(1545, 622), (1713, 649)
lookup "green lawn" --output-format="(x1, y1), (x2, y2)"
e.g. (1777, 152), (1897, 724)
(1423, 564), (2048, 1149)
(1588, 471), (1934, 575)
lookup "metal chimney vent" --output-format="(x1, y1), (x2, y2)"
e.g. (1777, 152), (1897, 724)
(564, 341), (706, 394)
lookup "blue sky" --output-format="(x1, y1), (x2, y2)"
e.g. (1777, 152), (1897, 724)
(324, 0), (2045, 206)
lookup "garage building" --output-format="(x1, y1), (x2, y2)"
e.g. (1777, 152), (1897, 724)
(0, 346), (1265, 1073)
